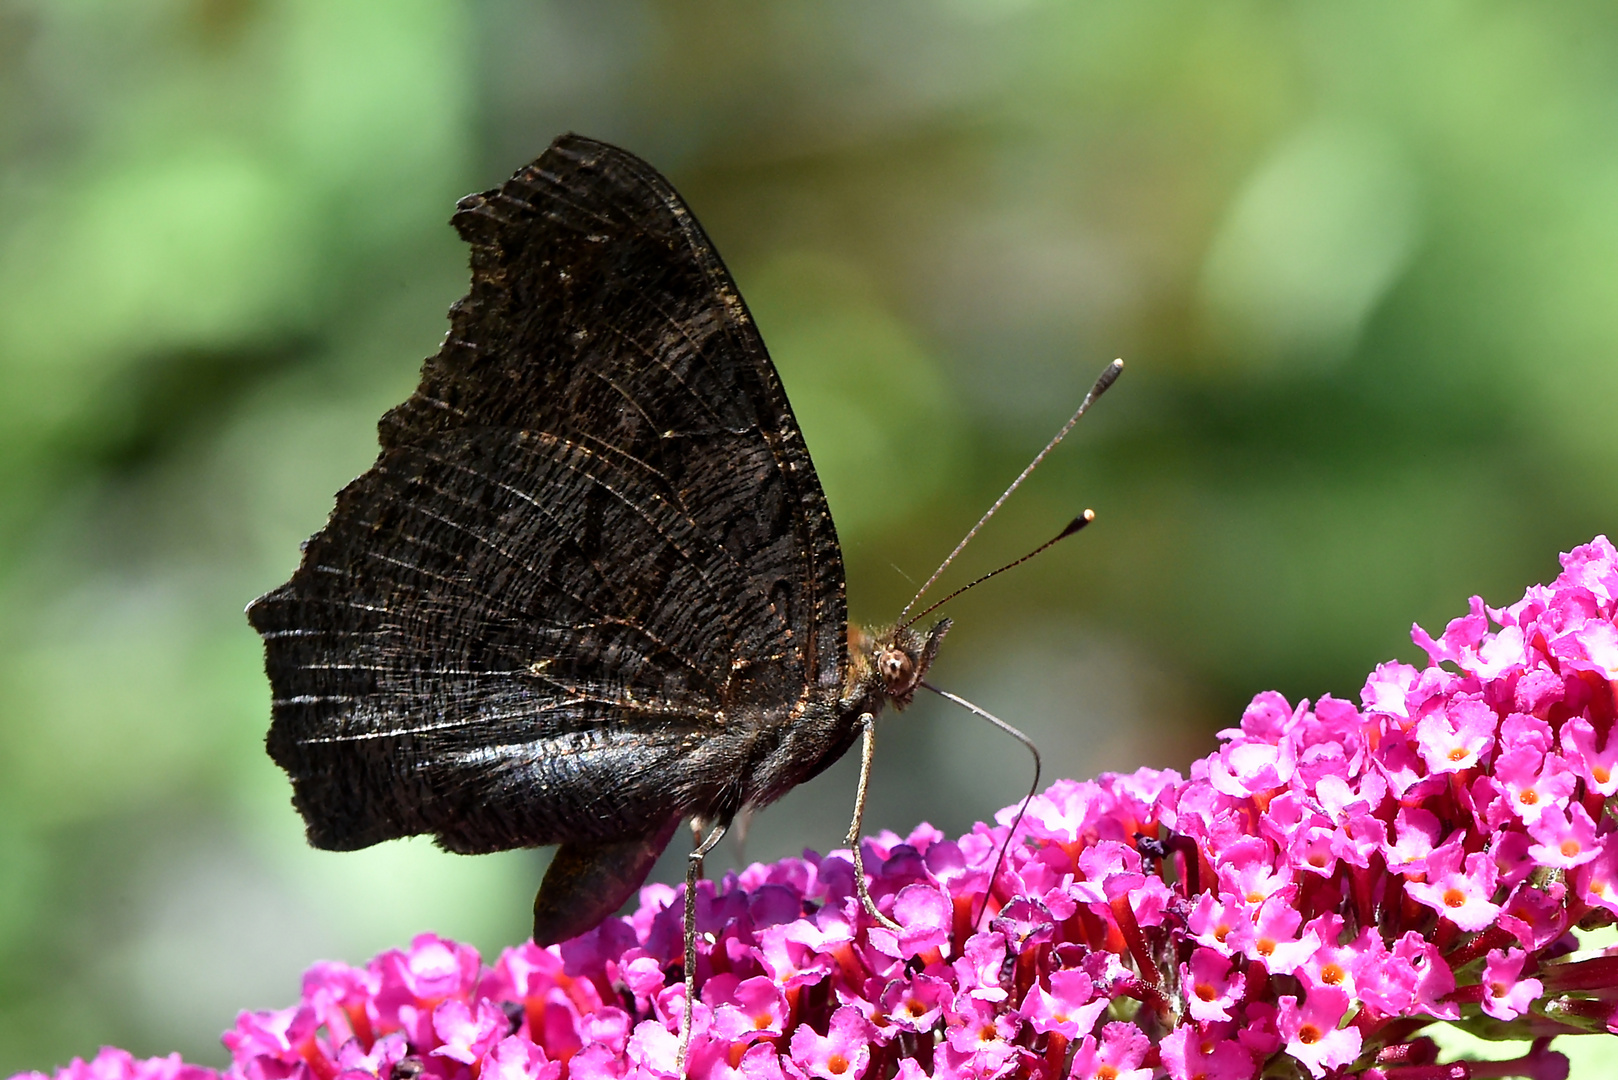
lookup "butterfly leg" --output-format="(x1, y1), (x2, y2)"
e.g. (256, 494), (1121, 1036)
(678, 818), (728, 1074)
(848, 713), (902, 932)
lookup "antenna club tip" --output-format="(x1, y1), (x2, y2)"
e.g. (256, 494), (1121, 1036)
(1091, 359), (1124, 397)
(1058, 513), (1094, 539)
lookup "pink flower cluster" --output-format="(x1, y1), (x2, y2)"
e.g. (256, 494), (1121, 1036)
(20, 536), (1618, 1080)
(12, 1051), (214, 1080)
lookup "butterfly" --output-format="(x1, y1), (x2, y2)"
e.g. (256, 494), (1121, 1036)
(247, 136), (1118, 1063)
(247, 133), (961, 948)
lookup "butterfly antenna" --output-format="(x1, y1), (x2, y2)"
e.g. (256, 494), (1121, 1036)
(919, 681), (1040, 931)
(898, 511), (1093, 631)
(896, 359), (1123, 626)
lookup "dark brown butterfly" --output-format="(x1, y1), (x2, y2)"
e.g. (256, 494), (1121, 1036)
(246, 134), (958, 950)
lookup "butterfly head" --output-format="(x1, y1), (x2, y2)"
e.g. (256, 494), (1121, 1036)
(853, 617), (951, 711)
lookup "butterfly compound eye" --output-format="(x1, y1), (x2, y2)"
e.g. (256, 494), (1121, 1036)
(878, 646), (914, 690)
(872, 618), (951, 707)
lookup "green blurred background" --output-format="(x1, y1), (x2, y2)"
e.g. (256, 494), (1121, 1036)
(3, 0), (1617, 1073)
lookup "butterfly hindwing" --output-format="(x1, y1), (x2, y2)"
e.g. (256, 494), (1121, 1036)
(247, 135), (848, 856)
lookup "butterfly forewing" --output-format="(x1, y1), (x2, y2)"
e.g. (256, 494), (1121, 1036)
(248, 135), (848, 858)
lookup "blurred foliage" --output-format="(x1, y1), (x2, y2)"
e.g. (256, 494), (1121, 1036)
(2, 1), (1617, 1074)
